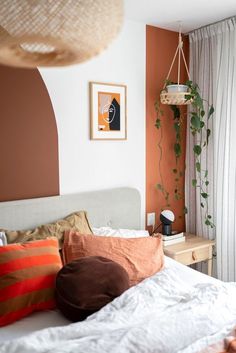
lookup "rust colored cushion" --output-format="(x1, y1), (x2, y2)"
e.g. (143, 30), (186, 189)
(62, 231), (164, 286)
(1, 211), (93, 248)
(0, 237), (62, 327)
(56, 256), (129, 322)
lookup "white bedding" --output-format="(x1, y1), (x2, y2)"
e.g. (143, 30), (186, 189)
(0, 257), (235, 353)
(0, 310), (70, 344)
(92, 227), (149, 237)
(0, 257), (217, 344)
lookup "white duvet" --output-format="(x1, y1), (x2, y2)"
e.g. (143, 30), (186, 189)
(1, 265), (236, 353)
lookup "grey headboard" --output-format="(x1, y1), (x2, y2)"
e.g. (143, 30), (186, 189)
(0, 187), (141, 231)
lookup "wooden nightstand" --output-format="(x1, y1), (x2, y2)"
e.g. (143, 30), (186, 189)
(163, 233), (215, 276)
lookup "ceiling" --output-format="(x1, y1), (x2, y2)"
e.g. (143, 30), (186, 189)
(125, 0), (236, 33)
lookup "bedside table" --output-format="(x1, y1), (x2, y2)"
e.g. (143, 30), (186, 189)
(163, 233), (215, 276)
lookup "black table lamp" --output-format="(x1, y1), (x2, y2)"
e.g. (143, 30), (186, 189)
(160, 210), (175, 236)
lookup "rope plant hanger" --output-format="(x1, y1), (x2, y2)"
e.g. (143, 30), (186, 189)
(0, 0), (123, 68)
(155, 24), (215, 228)
(160, 26), (192, 105)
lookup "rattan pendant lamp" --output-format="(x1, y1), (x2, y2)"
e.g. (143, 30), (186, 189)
(160, 25), (192, 105)
(0, 0), (123, 68)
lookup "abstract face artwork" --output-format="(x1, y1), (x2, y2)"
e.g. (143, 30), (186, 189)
(90, 82), (126, 140)
(98, 92), (120, 131)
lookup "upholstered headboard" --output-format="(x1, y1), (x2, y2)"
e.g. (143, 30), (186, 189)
(0, 187), (141, 231)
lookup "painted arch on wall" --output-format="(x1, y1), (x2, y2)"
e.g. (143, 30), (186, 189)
(0, 65), (59, 202)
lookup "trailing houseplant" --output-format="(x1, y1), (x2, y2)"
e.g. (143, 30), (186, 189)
(155, 80), (214, 228)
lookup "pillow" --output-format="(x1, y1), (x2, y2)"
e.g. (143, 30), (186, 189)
(92, 227), (149, 238)
(1, 211), (93, 248)
(56, 256), (129, 322)
(0, 231), (7, 246)
(0, 237), (62, 327)
(62, 231), (164, 286)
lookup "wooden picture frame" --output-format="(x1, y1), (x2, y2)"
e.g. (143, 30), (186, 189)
(90, 82), (127, 140)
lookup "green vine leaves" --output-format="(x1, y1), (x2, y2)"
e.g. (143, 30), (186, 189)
(155, 80), (215, 228)
(155, 101), (171, 207)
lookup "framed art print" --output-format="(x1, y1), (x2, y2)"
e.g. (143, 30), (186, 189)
(90, 82), (127, 140)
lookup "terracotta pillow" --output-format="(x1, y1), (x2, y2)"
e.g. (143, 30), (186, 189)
(62, 231), (164, 286)
(56, 256), (129, 322)
(0, 237), (62, 327)
(2, 211), (93, 248)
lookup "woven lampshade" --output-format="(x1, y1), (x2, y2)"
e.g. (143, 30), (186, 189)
(0, 0), (123, 68)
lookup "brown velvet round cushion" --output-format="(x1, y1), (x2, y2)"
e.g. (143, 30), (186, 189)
(55, 256), (130, 322)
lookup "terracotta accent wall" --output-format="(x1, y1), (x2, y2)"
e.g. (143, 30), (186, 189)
(0, 65), (59, 202)
(146, 26), (189, 232)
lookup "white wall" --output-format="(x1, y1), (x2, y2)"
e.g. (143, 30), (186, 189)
(39, 20), (146, 227)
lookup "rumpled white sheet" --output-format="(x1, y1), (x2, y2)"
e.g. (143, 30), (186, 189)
(0, 265), (235, 353)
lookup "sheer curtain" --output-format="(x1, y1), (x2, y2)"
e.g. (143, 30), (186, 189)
(185, 17), (236, 281)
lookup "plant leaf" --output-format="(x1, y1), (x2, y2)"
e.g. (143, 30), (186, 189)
(207, 129), (211, 144)
(201, 192), (208, 199)
(185, 80), (192, 86)
(204, 170), (208, 178)
(201, 202), (204, 208)
(170, 105), (180, 119)
(205, 181), (209, 186)
(201, 110), (205, 117)
(155, 118), (161, 129)
(208, 215), (212, 219)
(191, 115), (201, 130)
(174, 122), (180, 133)
(208, 105), (214, 119)
(196, 162), (201, 173)
(156, 183), (163, 191)
(185, 94), (193, 101)
(183, 206), (188, 214)
(205, 219), (211, 226)
(193, 145), (202, 155)
(174, 143), (181, 158)
(194, 94), (203, 109)
(192, 179), (197, 187)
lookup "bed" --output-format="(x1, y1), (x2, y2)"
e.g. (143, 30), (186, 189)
(0, 187), (235, 353)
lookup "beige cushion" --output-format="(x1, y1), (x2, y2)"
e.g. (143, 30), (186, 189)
(2, 211), (93, 248)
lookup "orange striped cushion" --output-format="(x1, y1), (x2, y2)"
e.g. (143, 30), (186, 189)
(0, 237), (62, 326)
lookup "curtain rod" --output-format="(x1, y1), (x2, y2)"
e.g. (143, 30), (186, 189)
(186, 14), (236, 35)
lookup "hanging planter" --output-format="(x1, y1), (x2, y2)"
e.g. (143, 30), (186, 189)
(155, 26), (215, 228)
(160, 28), (193, 105)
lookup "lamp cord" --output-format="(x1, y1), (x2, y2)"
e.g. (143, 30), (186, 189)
(151, 223), (162, 236)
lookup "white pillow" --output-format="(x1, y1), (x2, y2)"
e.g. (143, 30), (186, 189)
(0, 232), (7, 246)
(92, 227), (149, 238)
